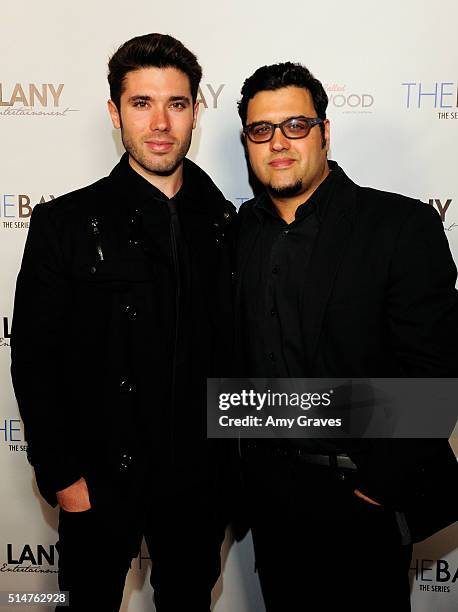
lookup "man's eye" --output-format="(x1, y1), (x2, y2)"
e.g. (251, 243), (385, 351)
(287, 121), (306, 131)
(171, 102), (186, 109)
(133, 100), (148, 108)
(253, 124), (271, 135)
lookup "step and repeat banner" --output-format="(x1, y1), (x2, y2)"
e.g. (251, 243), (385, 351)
(1, 1), (457, 610)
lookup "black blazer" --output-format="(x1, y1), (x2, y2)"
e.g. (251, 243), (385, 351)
(235, 161), (458, 542)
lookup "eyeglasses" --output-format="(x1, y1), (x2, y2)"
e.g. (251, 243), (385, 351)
(244, 115), (324, 143)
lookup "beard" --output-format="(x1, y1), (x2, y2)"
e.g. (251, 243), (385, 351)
(267, 179), (303, 199)
(120, 127), (192, 177)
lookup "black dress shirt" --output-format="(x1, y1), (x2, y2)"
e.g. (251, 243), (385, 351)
(241, 166), (343, 453)
(241, 166), (339, 378)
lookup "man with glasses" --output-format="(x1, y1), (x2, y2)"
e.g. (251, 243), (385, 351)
(234, 62), (458, 611)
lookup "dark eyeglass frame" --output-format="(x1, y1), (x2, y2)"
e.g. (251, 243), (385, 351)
(244, 115), (324, 143)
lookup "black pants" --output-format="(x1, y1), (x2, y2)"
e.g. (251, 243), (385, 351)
(56, 478), (226, 611)
(242, 450), (413, 612)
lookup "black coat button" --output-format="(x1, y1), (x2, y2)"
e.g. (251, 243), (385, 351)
(121, 304), (137, 320)
(119, 378), (136, 393)
(119, 452), (133, 472)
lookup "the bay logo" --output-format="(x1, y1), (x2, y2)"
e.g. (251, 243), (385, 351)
(411, 557), (458, 593)
(401, 81), (458, 119)
(1, 194), (55, 230)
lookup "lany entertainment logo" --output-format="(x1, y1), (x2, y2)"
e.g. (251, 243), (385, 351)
(0, 82), (78, 117)
(1, 544), (57, 574)
(196, 83), (225, 109)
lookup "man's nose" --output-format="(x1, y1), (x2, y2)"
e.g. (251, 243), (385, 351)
(150, 108), (170, 131)
(270, 126), (290, 151)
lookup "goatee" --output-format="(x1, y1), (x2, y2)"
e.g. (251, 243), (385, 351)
(268, 179), (303, 199)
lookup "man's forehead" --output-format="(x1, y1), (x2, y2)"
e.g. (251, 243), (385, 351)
(121, 66), (191, 98)
(247, 86), (315, 121)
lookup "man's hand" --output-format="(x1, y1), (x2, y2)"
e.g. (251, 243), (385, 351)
(56, 477), (91, 512)
(354, 489), (382, 506)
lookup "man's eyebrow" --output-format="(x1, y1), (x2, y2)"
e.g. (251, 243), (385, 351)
(127, 95), (152, 103)
(169, 95), (191, 104)
(126, 95), (192, 104)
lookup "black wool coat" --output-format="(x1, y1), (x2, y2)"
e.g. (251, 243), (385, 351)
(11, 155), (235, 508)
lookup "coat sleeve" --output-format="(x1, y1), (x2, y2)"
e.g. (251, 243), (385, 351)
(11, 203), (82, 506)
(353, 203), (458, 509)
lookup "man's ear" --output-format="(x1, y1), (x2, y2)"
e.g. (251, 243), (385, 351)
(192, 100), (200, 129)
(107, 99), (121, 129)
(322, 118), (330, 151)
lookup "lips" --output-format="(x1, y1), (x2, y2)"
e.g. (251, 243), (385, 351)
(269, 158), (295, 168)
(145, 140), (174, 153)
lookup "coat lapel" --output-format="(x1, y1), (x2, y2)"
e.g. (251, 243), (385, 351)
(233, 204), (262, 366)
(300, 171), (359, 369)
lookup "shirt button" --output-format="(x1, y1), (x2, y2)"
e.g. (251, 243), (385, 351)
(270, 309), (277, 316)
(272, 267), (278, 275)
(282, 229), (290, 236)
(269, 352), (275, 361)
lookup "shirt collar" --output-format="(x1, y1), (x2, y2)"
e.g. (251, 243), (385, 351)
(254, 159), (341, 224)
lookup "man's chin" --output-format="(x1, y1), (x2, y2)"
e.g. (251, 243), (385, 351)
(149, 162), (181, 176)
(139, 155), (183, 177)
(268, 179), (303, 199)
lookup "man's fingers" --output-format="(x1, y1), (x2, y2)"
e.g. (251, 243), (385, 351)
(354, 488), (382, 506)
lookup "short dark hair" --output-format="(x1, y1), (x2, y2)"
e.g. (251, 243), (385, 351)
(238, 62), (328, 127)
(108, 33), (202, 109)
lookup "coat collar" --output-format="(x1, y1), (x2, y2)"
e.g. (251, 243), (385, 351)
(108, 152), (229, 218)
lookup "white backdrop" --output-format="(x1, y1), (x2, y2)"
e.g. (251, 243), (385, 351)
(1, 1), (457, 610)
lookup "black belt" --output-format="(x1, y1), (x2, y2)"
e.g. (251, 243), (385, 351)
(242, 442), (358, 471)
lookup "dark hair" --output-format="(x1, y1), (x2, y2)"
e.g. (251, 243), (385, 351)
(108, 33), (202, 109)
(238, 62), (328, 130)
